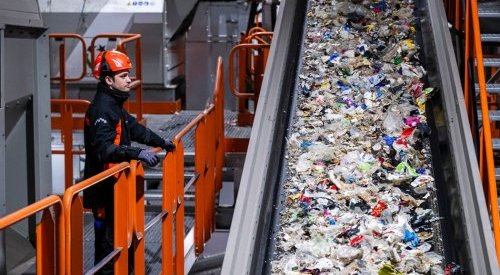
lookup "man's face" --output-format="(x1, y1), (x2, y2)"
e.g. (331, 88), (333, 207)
(107, 71), (131, 92)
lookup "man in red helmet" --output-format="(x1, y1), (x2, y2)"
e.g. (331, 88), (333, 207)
(83, 50), (175, 274)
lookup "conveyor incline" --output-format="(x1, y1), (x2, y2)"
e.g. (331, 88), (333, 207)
(222, 1), (499, 274)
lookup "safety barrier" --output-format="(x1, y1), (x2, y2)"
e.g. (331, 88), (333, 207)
(62, 162), (131, 274)
(0, 195), (65, 274)
(48, 34), (87, 100)
(51, 99), (90, 189)
(1, 57), (224, 274)
(0, 162), (146, 274)
(48, 34), (90, 189)
(229, 27), (273, 126)
(160, 57), (224, 274)
(444, 0), (500, 264)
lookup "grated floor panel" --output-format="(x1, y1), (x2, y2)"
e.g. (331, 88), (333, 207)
(133, 111), (251, 152)
(83, 212), (195, 273)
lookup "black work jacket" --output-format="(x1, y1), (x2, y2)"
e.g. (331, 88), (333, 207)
(83, 83), (166, 209)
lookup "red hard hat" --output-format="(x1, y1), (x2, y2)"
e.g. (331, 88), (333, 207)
(93, 50), (132, 79)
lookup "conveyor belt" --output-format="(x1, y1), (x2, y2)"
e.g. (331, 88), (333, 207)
(222, 0), (499, 274)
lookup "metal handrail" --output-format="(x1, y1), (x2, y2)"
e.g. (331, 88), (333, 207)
(48, 34), (87, 99)
(51, 99), (91, 189)
(160, 57), (224, 274)
(89, 33), (144, 121)
(447, 0), (500, 263)
(0, 195), (65, 274)
(229, 43), (271, 98)
(117, 34), (144, 122)
(468, 0), (500, 262)
(128, 159), (146, 274)
(214, 58), (225, 191)
(63, 162), (130, 274)
(245, 31), (273, 45)
(246, 26), (268, 37)
(3, 58), (225, 274)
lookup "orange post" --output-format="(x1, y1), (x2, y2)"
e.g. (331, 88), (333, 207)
(0, 195), (65, 275)
(59, 43), (66, 99)
(214, 58), (225, 191)
(114, 172), (129, 274)
(130, 160), (146, 275)
(229, 43), (271, 126)
(454, 0), (460, 30)
(175, 142), (185, 275)
(195, 119), (207, 254)
(207, 111), (217, 232)
(48, 34), (87, 100)
(162, 151), (175, 274)
(37, 210), (55, 274)
(463, 0), (473, 121)
(117, 34), (144, 122)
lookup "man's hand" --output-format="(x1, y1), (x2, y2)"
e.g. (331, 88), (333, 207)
(163, 139), (176, 152)
(138, 150), (159, 166)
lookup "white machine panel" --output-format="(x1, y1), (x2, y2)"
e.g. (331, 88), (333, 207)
(39, 0), (163, 13)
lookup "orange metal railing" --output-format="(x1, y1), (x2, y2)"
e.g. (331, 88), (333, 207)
(2, 58), (225, 274)
(48, 34), (87, 100)
(444, 0), (461, 31)
(0, 195), (65, 274)
(63, 162), (133, 275)
(89, 33), (145, 122)
(444, 0), (500, 263)
(214, 58), (225, 191)
(229, 27), (273, 126)
(160, 57), (225, 274)
(49, 34), (90, 190)
(51, 99), (90, 189)
(129, 159), (146, 274)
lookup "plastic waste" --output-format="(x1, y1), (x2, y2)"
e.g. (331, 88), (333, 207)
(272, 0), (441, 273)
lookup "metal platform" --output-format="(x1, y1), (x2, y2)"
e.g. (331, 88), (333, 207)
(50, 108), (250, 273)
(83, 212), (195, 273)
(133, 110), (252, 153)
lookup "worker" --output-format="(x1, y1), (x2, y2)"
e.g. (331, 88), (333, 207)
(83, 50), (175, 274)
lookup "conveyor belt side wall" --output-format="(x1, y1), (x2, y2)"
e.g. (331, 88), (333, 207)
(418, 0), (498, 273)
(221, 1), (308, 274)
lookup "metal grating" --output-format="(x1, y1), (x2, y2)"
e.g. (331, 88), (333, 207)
(134, 111), (252, 152)
(83, 211), (195, 273)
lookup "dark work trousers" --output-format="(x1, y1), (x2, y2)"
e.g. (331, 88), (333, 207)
(93, 207), (134, 274)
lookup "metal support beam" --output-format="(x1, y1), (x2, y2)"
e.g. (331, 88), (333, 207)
(33, 30), (52, 200)
(0, 28), (6, 275)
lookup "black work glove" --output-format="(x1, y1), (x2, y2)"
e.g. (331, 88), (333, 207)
(138, 150), (159, 166)
(163, 139), (176, 152)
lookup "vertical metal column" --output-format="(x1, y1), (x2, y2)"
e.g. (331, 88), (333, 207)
(33, 31), (53, 200)
(0, 28), (6, 275)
